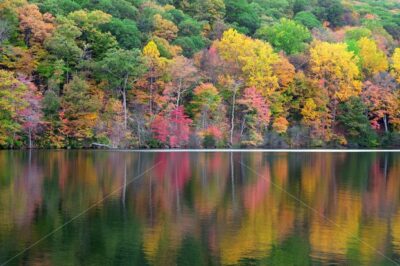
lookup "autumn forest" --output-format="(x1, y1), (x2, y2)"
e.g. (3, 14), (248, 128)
(1, 0), (400, 149)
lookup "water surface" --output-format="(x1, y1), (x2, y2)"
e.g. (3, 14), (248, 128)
(0, 151), (400, 265)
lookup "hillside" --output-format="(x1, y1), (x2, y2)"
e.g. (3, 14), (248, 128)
(0, 0), (399, 148)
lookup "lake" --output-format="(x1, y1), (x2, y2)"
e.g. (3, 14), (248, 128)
(0, 151), (400, 265)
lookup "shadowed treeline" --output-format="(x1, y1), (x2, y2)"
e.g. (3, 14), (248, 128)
(0, 151), (400, 265)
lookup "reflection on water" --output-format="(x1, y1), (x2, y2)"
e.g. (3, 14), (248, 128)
(0, 151), (400, 265)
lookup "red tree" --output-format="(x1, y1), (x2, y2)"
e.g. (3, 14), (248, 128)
(151, 106), (192, 148)
(17, 76), (43, 148)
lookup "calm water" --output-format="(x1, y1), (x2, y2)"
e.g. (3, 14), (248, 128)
(0, 151), (400, 266)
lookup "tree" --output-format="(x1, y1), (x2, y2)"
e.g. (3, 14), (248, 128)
(165, 56), (198, 107)
(362, 76), (399, 133)
(301, 98), (318, 124)
(314, 0), (344, 28)
(294, 11), (322, 29)
(60, 76), (101, 147)
(190, 83), (224, 137)
(101, 18), (141, 50)
(67, 9), (117, 58)
(97, 98), (130, 148)
(309, 41), (362, 129)
(153, 14), (178, 41)
(191, 0), (226, 22)
(136, 41), (169, 116)
(357, 37), (388, 77)
(224, 0), (260, 34)
(240, 39), (280, 95)
(237, 87), (270, 146)
(41, 89), (63, 148)
(256, 18), (311, 55)
(17, 3), (55, 46)
(345, 28), (372, 41)
(392, 48), (400, 83)
(190, 83), (222, 122)
(216, 29), (280, 96)
(17, 76), (43, 148)
(176, 18), (198, 37)
(0, 46), (39, 76)
(84, 0), (138, 20)
(33, 0), (80, 16)
(97, 48), (145, 130)
(45, 17), (83, 81)
(337, 97), (377, 147)
(151, 106), (192, 148)
(273, 54), (295, 87)
(0, 70), (28, 148)
(272, 116), (289, 134)
(173, 35), (205, 57)
(215, 29), (279, 145)
(0, 20), (11, 45)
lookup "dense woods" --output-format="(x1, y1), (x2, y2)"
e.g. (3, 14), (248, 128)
(0, 0), (399, 149)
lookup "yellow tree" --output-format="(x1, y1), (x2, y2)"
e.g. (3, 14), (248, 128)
(392, 48), (400, 83)
(240, 39), (279, 96)
(269, 54), (296, 134)
(0, 70), (28, 147)
(153, 14), (178, 41)
(309, 41), (362, 131)
(214, 29), (247, 145)
(216, 29), (279, 97)
(301, 98), (318, 124)
(357, 37), (388, 77)
(137, 41), (169, 115)
(215, 29), (279, 144)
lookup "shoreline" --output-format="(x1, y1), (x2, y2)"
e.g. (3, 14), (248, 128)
(2, 149), (400, 153)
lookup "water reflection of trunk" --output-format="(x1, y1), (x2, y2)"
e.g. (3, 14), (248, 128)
(149, 174), (153, 225)
(202, 153), (207, 187)
(122, 159), (127, 206)
(137, 152), (142, 176)
(176, 170), (181, 214)
(29, 148), (32, 167)
(384, 153), (388, 183)
(230, 152), (236, 208)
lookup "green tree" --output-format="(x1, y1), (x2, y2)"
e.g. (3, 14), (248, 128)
(294, 11), (321, 29)
(173, 35), (205, 57)
(67, 9), (117, 58)
(314, 0), (344, 28)
(96, 48), (146, 129)
(31, 0), (80, 16)
(225, 0), (260, 34)
(45, 17), (82, 81)
(83, 0), (138, 20)
(256, 19), (311, 55)
(101, 18), (141, 50)
(337, 97), (377, 147)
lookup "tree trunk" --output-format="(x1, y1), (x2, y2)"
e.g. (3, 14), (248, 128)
(122, 75), (129, 130)
(28, 128), (32, 149)
(331, 98), (338, 132)
(383, 114), (389, 133)
(239, 117), (246, 141)
(230, 87), (238, 146)
(137, 122), (141, 148)
(176, 78), (183, 107)
(177, 89), (181, 107)
(149, 70), (154, 115)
